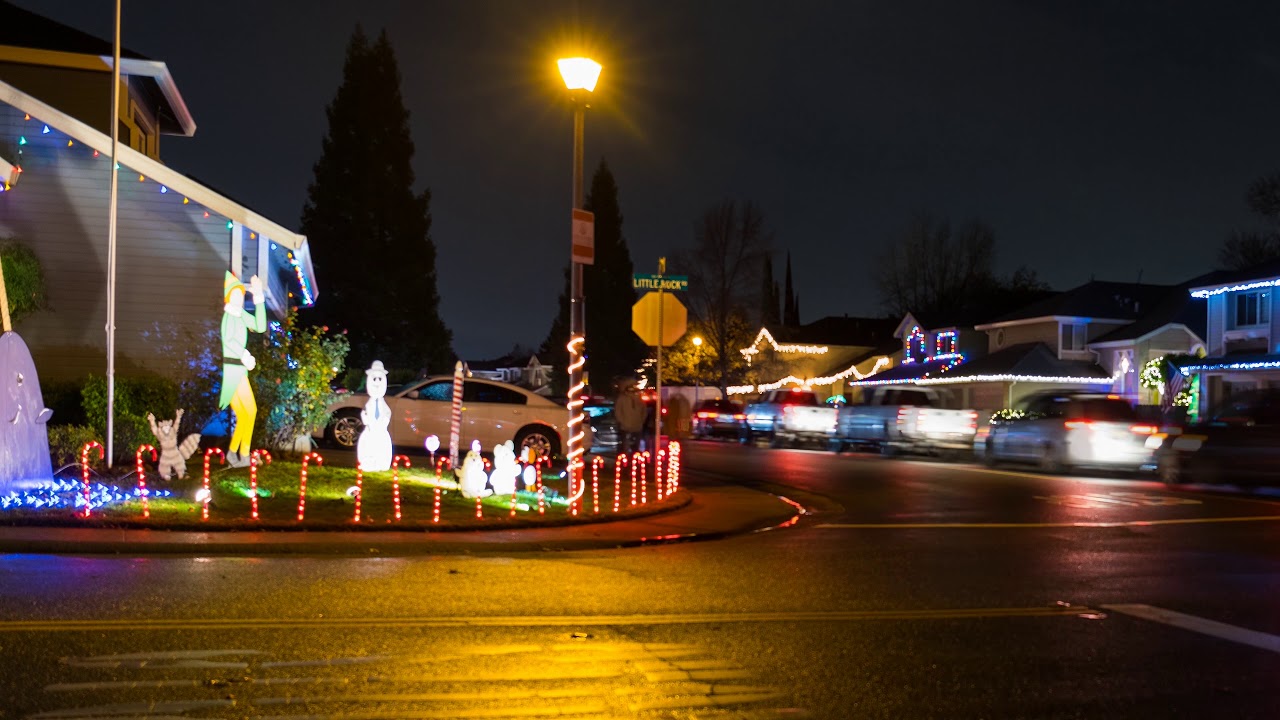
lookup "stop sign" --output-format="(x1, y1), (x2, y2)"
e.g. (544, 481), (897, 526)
(631, 292), (687, 347)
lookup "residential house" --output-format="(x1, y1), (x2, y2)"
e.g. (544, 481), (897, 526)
(849, 281), (1205, 414)
(731, 315), (899, 398)
(468, 351), (553, 396)
(1178, 260), (1280, 416)
(0, 2), (317, 382)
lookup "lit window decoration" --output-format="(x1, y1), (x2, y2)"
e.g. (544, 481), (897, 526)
(1189, 278), (1280, 299)
(903, 326), (927, 364)
(739, 328), (829, 362)
(935, 331), (958, 356)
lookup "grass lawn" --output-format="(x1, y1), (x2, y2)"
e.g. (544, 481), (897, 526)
(1, 455), (688, 530)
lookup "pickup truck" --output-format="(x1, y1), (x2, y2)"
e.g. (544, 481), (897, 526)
(832, 386), (977, 457)
(739, 389), (838, 447)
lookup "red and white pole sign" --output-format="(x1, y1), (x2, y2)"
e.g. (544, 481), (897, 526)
(572, 209), (594, 265)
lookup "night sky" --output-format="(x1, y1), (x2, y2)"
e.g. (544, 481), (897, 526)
(17, 1), (1280, 359)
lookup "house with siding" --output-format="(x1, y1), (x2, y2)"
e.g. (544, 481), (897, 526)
(848, 281), (1205, 413)
(0, 2), (316, 382)
(730, 315), (899, 399)
(1178, 260), (1280, 416)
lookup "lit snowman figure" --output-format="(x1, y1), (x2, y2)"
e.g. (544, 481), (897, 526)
(457, 439), (490, 498)
(356, 360), (393, 472)
(489, 441), (520, 496)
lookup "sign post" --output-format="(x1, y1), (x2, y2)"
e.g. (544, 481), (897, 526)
(631, 264), (688, 460)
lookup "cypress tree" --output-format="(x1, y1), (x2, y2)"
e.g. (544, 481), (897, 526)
(783, 252), (798, 327)
(300, 27), (451, 377)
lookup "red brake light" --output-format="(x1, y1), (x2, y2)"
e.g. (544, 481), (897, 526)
(1064, 419), (1091, 429)
(697, 412), (711, 419)
(733, 414), (745, 420)
(1129, 424), (1157, 435)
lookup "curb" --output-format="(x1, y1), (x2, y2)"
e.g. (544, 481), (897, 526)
(0, 479), (799, 556)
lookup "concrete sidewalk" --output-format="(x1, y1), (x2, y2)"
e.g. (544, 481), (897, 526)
(0, 474), (802, 556)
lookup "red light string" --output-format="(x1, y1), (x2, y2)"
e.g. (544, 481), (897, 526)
(640, 451), (650, 504)
(656, 449), (666, 502)
(79, 441), (103, 519)
(201, 447), (224, 521)
(297, 451), (322, 522)
(249, 449), (271, 521)
(510, 488), (517, 517)
(353, 464), (363, 523)
(630, 452), (641, 506)
(476, 496), (483, 520)
(433, 486), (441, 524)
(612, 453), (626, 513)
(391, 455), (409, 522)
(135, 444), (156, 519)
(591, 456), (603, 513)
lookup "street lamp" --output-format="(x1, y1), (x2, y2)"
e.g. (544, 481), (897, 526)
(558, 55), (601, 502)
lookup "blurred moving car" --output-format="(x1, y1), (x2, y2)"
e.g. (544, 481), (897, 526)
(319, 376), (571, 460)
(982, 391), (1156, 472)
(833, 386), (977, 457)
(584, 398), (620, 453)
(739, 388), (823, 444)
(692, 399), (746, 439)
(1156, 389), (1280, 486)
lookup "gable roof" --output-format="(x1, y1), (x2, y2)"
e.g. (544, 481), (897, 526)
(1186, 259), (1280, 298)
(1089, 283), (1207, 346)
(938, 342), (1112, 383)
(976, 281), (1172, 327)
(0, 1), (194, 136)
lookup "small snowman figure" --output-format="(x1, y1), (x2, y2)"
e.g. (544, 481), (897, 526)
(489, 441), (520, 496)
(458, 439), (491, 499)
(357, 360), (393, 472)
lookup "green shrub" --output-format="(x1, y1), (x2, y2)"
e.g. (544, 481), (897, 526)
(42, 379), (88, 427)
(250, 310), (350, 454)
(0, 240), (47, 325)
(47, 424), (101, 468)
(81, 374), (179, 461)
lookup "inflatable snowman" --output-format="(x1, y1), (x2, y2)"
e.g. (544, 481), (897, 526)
(457, 439), (491, 498)
(356, 360), (393, 472)
(489, 440), (520, 496)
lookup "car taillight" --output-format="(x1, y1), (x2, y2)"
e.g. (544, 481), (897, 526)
(1129, 424), (1157, 435)
(696, 412), (711, 419)
(733, 414), (745, 420)
(1064, 419), (1091, 430)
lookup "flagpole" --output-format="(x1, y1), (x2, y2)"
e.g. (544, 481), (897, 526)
(105, 0), (121, 466)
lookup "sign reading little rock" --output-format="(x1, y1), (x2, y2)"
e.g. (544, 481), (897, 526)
(632, 274), (689, 291)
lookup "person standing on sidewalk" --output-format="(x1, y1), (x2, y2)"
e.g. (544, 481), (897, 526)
(613, 378), (646, 454)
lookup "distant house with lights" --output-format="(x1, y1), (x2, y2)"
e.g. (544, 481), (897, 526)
(467, 350), (553, 396)
(1176, 260), (1280, 416)
(848, 281), (1205, 413)
(731, 315), (898, 398)
(0, 2), (317, 380)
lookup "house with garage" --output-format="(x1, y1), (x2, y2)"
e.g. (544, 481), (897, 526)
(0, 1), (317, 382)
(1176, 259), (1280, 417)
(730, 315), (899, 399)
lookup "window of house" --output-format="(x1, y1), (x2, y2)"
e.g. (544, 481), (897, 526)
(1230, 290), (1270, 329)
(1060, 323), (1088, 351)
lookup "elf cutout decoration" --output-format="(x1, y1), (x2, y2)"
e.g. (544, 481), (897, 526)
(219, 271), (266, 467)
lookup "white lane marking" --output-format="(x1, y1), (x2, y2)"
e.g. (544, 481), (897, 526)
(1103, 604), (1280, 654)
(259, 655), (393, 668)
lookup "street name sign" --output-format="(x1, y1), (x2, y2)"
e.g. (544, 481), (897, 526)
(632, 292), (688, 347)
(632, 274), (688, 291)
(571, 209), (594, 265)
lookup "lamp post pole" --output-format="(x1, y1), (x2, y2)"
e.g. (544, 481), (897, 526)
(567, 98), (585, 500)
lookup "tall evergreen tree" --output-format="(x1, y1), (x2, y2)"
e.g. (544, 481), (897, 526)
(540, 159), (646, 392)
(760, 255), (781, 327)
(300, 26), (451, 378)
(782, 252), (799, 327)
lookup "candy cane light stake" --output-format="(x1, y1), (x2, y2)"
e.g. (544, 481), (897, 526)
(249, 449), (272, 521)
(201, 447), (225, 521)
(135, 444), (157, 519)
(79, 441), (103, 519)
(297, 452), (323, 522)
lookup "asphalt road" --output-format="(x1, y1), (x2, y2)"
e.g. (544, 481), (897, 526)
(2, 441), (1279, 718)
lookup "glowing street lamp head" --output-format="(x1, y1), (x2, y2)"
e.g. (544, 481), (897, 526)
(692, 336), (703, 347)
(558, 57), (602, 92)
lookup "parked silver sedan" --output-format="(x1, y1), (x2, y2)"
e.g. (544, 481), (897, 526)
(982, 392), (1157, 473)
(318, 376), (573, 460)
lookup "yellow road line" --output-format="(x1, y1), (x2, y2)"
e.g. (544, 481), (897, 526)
(816, 514), (1280, 529)
(0, 607), (1097, 633)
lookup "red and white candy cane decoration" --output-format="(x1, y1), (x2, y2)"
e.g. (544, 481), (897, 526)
(436, 456), (450, 482)
(433, 486), (441, 524)
(565, 335), (587, 507)
(353, 464), (364, 523)
(510, 488), (518, 518)
(640, 450), (650, 504)
(475, 496), (483, 520)
(249, 449), (272, 520)
(668, 441), (682, 495)
(613, 453), (627, 513)
(591, 456), (603, 514)
(202, 447), (225, 521)
(79, 441), (103, 519)
(297, 452), (323, 522)
(630, 452), (641, 506)
(391, 455), (409, 521)
(656, 449), (666, 502)
(135, 444), (157, 519)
